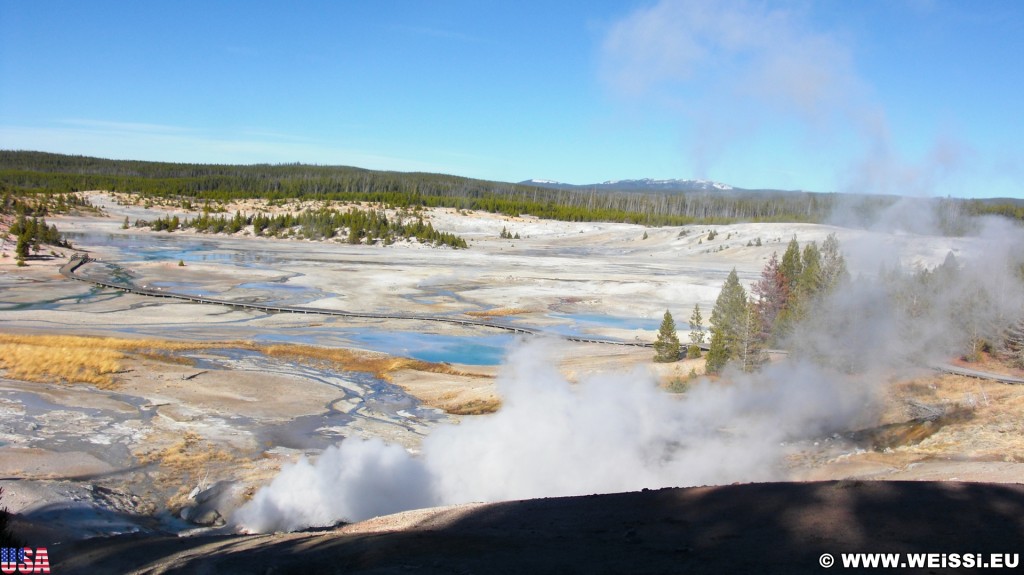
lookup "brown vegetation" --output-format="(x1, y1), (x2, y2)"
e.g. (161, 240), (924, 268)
(0, 333), (248, 388)
(464, 307), (532, 318)
(0, 333), (498, 414)
(135, 431), (238, 511)
(856, 361), (1024, 464)
(262, 343), (483, 382)
(264, 343), (501, 414)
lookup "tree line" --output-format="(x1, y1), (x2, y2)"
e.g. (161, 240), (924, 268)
(656, 232), (1024, 375)
(656, 234), (849, 372)
(0, 151), (909, 227)
(137, 208), (468, 248)
(5, 152), (1022, 230)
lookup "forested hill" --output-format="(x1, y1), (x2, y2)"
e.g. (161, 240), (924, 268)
(1, 151), (1020, 227)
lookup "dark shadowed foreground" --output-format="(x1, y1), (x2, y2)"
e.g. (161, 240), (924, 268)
(52, 481), (1024, 574)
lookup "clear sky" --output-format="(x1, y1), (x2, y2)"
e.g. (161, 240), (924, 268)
(1, 0), (1021, 198)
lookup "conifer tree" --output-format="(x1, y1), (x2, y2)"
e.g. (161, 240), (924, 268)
(789, 241), (822, 322)
(705, 328), (728, 374)
(819, 233), (848, 292)
(780, 236), (803, 294)
(738, 297), (765, 372)
(707, 268), (748, 373)
(15, 231), (29, 260)
(653, 310), (681, 362)
(752, 251), (787, 344)
(688, 303), (705, 358)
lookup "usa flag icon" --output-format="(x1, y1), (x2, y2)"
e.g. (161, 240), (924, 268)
(0, 548), (24, 564)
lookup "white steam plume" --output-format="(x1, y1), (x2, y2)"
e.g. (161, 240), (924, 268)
(236, 211), (1024, 534)
(235, 339), (878, 533)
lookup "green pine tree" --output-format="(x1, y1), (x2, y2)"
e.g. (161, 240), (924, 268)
(738, 297), (765, 372)
(704, 328), (728, 374)
(688, 303), (705, 358)
(706, 268), (749, 374)
(15, 231), (30, 260)
(780, 237), (802, 292)
(653, 310), (681, 362)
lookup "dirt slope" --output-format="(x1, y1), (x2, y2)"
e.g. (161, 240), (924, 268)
(51, 480), (1024, 574)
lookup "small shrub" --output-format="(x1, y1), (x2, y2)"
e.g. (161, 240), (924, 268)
(687, 345), (703, 359)
(1, 487), (24, 548)
(666, 378), (690, 393)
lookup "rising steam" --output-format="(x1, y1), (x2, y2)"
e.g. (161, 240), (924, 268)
(235, 339), (878, 532)
(236, 203), (1024, 534)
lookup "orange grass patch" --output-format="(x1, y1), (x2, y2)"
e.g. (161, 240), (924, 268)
(0, 333), (253, 388)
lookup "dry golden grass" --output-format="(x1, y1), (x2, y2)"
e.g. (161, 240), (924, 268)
(445, 397), (502, 415)
(136, 431), (238, 511)
(0, 339), (125, 388)
(264, 343), (500, 414)
(465, 307), (532, 318)
(883, 364), (1024, 462)
(0, 333), (252, 388)
(262, 343), (482, 382)
(137, 431), (235, 472)
(0, 332), (497, 412)
(135, 351), (195, 366)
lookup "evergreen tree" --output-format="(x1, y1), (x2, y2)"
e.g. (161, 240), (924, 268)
(797, 242), (822, 299)
(688, 303), (705, 358)
(15, 231), (30, 260)
(819, 233), (848, 292)
(688, 302), (704, 356)
(789, 241), (822, 322)
(752, 251), (787, 344)
(704, 328), (729, 374)
(775, 237), (805, 338)
(780, 237), (803, 294)
(1001, 312), (1024, 368)
(707, 268), (749, 373)
(653, 310), (681, 362)
(738, 297), (765, 372)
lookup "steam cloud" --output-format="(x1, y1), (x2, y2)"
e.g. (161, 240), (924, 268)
(236, 204), (1024, 534)
(236, 340), (878, 532)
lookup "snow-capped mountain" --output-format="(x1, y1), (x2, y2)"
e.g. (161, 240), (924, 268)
(599, 178), (734, 191)
(520, 178), (735, 192)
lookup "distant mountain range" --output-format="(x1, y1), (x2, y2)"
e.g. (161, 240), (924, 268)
(519, 178), (736, 192)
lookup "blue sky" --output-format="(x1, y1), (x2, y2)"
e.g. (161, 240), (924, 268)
(1, 0), (1021, 198)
